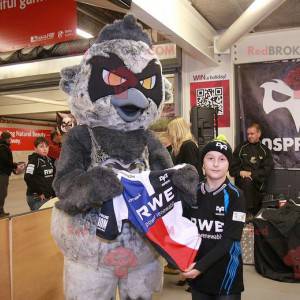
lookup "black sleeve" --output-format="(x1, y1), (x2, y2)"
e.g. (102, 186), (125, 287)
(0, 145), (14, 170)
(177, 141), (203, 178)
(194, 238), (233, 273)
(251, 146), (274, 183)
(229, 144), (242, 178)
(195, 189), (246, 273)
(24, 155), (44, 195)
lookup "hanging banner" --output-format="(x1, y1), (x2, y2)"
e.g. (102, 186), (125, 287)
(0, 0), (77, 52)
(0, 127), (52, 151)
(190, 80), (230, 127)
(237, 61), (300, 169)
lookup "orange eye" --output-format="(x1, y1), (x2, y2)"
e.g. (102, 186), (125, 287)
(140, 75), (156, 89)
(102, 69), (126, 86)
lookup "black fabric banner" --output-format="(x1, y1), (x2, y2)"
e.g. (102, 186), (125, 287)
(237, 61), (300, 169)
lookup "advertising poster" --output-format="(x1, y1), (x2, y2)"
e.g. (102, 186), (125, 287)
(0, 127), (52, 151)
(190, 79), (230, 127)
(0, 0), (77, 52)
(237, 61), (300, 169)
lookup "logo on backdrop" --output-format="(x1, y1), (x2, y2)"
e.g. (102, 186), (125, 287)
(237, 62), (300, 169)
(261, 79), (300, 132)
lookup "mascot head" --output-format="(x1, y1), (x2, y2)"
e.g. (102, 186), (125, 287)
(60, 15), (171, 131)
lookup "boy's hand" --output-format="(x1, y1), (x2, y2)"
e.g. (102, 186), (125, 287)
(182, 262), (201, 279)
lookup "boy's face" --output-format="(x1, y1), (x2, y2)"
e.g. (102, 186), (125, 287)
(35, 142), (49, 157)
(203, 151), (229, 180)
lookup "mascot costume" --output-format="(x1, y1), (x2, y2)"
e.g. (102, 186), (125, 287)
(51, 15), (198, 300)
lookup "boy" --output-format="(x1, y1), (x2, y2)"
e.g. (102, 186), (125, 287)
(24, 137), (55, 210)
(182, 136), (246, 300)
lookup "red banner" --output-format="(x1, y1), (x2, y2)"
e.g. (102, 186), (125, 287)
(190, 80), (230, 127)
(0, 127), (52, 151)
(0, 0), (77, 52)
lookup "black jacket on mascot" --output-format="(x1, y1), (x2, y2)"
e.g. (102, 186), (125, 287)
(51, 15), (198, 300)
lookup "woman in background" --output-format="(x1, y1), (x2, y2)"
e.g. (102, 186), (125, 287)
(167, 117), (203, 180)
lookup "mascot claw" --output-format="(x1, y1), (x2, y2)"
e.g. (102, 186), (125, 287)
(171, 164), (199, 206)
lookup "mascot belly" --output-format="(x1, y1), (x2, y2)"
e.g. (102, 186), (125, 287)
(51, 15), (198, 300)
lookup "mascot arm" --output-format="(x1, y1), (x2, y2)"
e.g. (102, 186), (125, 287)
(146, 130), (173, 170)
(146, 131), (198, 206)
(53, 128), (123, 215)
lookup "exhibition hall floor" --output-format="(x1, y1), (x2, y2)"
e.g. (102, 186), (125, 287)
(5, 178), (300, 300)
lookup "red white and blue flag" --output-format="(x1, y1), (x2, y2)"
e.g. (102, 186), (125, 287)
(96, 165), (201, 271)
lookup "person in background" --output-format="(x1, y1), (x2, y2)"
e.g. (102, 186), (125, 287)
(157, 131), (173, 155)
(182, 135), (246, 300)
(229, 123), (273, 219)
(167, 117), (204, 180)
(0, 131), (17, 217)
(24, 137), (55, 211)
(48, 130), (62, 162)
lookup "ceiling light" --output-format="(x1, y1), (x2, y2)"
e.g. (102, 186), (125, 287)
(76, 28), (94, 39)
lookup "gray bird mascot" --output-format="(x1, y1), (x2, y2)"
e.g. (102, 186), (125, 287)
(51, 15), (198, 300)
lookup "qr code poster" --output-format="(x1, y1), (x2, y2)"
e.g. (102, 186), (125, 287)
(190, 80), (230, 127)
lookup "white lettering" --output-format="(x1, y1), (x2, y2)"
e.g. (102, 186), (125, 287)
(136, 187), (175, 220)
(164, 186), (174, 202)
(136, 206), (151, 220)
(296, 137), (300, 151)
(273, 138), (282, 151)
(148, 193), (163, 211)
(283, 137), (294, 151)
(215, 221), (224, 232)
(262, 137), (300, 152)
(198, 219), (214, 231)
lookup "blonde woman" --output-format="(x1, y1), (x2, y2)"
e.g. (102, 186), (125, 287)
(167, 117), (203, 179)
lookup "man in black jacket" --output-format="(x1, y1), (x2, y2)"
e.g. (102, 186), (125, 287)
(230, 123), (274, 217)
(0, 132), (17, 217)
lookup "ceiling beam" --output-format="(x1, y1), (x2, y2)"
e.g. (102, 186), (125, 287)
(215, 0), (287, 52)
(77, 3), (110, 25)
(76, 0), (127, 13)
(4, 95), (67, 106)
(0, 103), (69, 115)
(130, 0), (218, 66)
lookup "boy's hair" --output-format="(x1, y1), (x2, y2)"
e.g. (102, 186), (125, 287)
(34, 137), (49, 147)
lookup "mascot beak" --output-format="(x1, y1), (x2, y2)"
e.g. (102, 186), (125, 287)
(111, 88), (149, 122)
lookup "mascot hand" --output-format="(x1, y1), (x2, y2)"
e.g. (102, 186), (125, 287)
(55, 167), (123, 215)
(171, 164), (199, 207)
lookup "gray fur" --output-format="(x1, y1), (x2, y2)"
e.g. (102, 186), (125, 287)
(171, 164), (199, 206)
(60, 65), (81, 95)
(146, 131), (173, 170)
(53, 126), (174, 214)
(96, 14), (151, 47)
(64, 40), (164, 131)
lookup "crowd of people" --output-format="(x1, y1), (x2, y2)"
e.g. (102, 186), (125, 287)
(0, 118), (274, 300)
